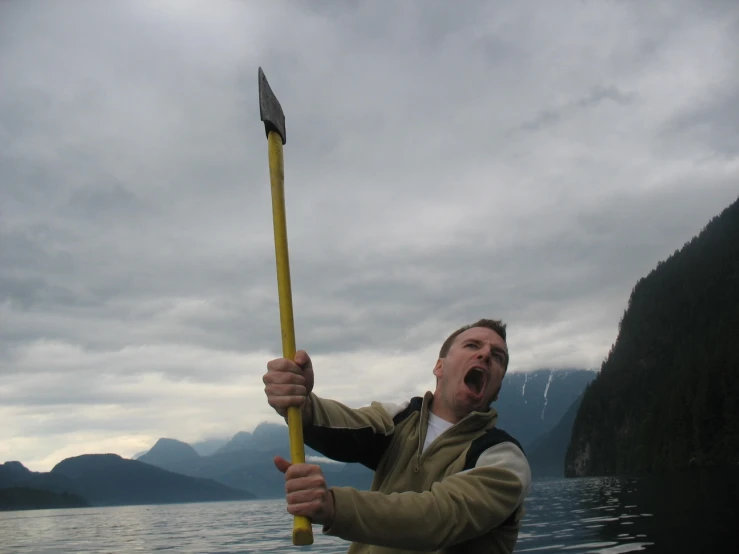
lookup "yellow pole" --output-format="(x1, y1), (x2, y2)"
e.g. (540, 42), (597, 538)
(266, 129), (314, 546)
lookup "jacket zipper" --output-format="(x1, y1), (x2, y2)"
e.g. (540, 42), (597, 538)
(413, 398), (430, 473)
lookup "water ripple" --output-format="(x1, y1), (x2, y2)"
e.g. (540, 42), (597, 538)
(2, 471), (738, 553)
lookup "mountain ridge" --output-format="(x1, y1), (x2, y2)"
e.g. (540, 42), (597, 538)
(565, 194), (739, 477)
(129, 368), (595, 495)
(0, 454), (255, 508)
(2, 367), (597, 507)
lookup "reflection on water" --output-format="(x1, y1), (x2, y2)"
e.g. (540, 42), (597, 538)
(0, 469), (736, 553)
(517, 469), (739, 553)
(518, 477), (655, 553)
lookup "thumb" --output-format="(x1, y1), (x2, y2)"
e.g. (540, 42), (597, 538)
(294, 350), (312, 371)
(274, 455), (292, 474)
(294, 350), (314, 393)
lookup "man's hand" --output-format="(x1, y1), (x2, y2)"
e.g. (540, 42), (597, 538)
(263, 350), (315, 421)
(274, 455), (335, 527)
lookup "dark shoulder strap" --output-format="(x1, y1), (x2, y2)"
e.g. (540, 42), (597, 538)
(463, 427), (525, 470)
(392, 396), (424, 425)
(463, 427), (526, 527)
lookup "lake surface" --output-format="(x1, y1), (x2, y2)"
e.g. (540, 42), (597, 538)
(1, 470), (737, 553)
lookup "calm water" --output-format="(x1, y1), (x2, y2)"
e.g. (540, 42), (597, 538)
(1, 471), (737, 553)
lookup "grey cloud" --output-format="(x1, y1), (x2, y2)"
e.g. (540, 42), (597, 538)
(292, 180), (739, 356)
(1, 0), (738, 466)
(575, 86), (636, 108)
(521, 108), (562, 131)
(661, 84), (739, 158)
(521, 85), (637, 131)
(1, 377), (147, 408)
(9, 176), (733, 375)
(15, 411), (146, 436)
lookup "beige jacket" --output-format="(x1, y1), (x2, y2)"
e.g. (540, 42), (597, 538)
(302, 391), (531, 553)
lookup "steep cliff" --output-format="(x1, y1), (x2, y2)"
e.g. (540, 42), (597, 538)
(565, 195), (739, 477)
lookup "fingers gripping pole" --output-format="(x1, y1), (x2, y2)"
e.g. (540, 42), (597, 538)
(267, 130), (314, 546)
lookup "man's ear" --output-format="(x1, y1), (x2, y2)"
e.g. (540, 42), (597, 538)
(432, 358), (444, 380)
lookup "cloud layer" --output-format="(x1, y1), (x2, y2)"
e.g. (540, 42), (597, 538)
(2, 0), (738, 470)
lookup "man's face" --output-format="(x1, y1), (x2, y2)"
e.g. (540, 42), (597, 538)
(432, 326), (508, 422)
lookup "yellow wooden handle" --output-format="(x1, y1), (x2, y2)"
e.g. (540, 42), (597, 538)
(267, 130), (314, 546)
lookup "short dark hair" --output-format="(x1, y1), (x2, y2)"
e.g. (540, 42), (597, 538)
(438, 318), (508, 366)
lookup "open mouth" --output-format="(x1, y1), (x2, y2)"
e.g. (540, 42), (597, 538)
(464, 367), (487, 397)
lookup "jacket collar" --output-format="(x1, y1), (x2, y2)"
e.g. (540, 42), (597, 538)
(420, 391), (499, 432)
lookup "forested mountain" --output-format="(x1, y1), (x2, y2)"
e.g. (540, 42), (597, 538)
(0, 486), (89, 511)
(566, 195), (739, 477)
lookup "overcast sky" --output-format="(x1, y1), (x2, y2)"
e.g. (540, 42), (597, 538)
(2, 0), (738, 472)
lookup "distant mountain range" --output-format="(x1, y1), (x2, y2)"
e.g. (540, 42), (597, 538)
(192, 437), (231, 456)
(132, 371), (596, 494)
(135, 421), (374, 498)
(0, 454), (254, 509)
(1, 367), (595, 511)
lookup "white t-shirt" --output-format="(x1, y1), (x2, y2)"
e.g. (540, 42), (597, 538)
(422, 412), (454, 453)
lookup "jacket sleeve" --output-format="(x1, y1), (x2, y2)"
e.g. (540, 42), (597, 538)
(323, 441), (531, 550)
(302, 392), (409, 470)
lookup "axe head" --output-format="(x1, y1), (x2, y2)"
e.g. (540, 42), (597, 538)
(258, 67), (286, 145)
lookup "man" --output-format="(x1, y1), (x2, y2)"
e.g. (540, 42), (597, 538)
(262, 318), (531, 553)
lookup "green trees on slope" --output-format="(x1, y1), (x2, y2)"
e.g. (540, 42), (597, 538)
(565, 195), (739, 476)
